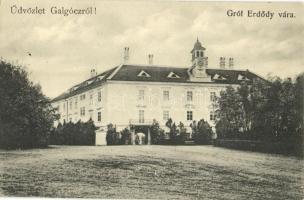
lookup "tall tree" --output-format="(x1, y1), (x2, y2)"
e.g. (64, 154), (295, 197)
(0, 60), (57, 149)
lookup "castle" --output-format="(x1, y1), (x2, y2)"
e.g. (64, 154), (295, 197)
(51, 39), (263, 145)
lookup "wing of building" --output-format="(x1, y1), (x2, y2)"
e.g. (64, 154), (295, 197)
(51, 39), (265, 144)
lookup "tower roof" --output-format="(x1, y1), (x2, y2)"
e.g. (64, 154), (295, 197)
(191, 38), (206, 53)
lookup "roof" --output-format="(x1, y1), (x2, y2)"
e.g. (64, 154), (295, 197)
(51, 66), (118, 102)
(191, 39), (206, 53)
(52, 64), (265, 102)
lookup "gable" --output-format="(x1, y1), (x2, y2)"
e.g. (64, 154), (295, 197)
(137, 70), (151, 77)
(167, 72), (180, 78)
(237, 74), (250, 81)
(213, 73), (227, 80)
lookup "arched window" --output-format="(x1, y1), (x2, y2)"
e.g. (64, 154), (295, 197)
(200, 51), (203, 57)
(196, 51), (200, 57)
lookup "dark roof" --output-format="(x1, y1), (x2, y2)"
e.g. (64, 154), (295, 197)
(111, 64), (263, 84)
(111, 65), (189, 83)
(191, 39), (206, 52)
(51, 66), (118, 102)
(52, 64), (265, 102)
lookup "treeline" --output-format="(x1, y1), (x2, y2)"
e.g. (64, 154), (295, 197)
(0, 60), (57, 149)
(49, 119), (97, 145)
(215, 74), (303, 156)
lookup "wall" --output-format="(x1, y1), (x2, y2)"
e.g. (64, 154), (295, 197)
(105, 80), (236, 131)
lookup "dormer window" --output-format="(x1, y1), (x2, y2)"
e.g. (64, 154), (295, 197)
(137, 70), (151, 78)
(86, 80), (94, 85)
(213, 74), (227, 80)
(238, 74), (250, 81)
(167, 72), (180, 79)
(70, 85), (79, 92)
(97, 75), (104, 81)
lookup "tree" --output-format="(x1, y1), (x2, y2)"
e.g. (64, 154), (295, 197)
(150, 119), (165, 144)
(192, 119), (213, 144)
(177, 122), (188, 142)
(49, 120), (97, 145)
(215, 74), (303, 156)
(0, 60), (57, 149)
(165, 118), (178, 143)
(106, 123), (116, 145)
(215, 86), (244, 139)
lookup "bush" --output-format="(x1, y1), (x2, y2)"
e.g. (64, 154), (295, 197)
(106, 123), (121, 145)
(215, 118), (239, 140)
(0, 60), (57, 149)
(150, 119), (165, 144)
(121, 128), (131, 145)
(49, 119), (96, 145)
(191, 119), (213, 144)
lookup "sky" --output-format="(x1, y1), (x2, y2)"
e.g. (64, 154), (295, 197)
(0, 0), (303, 98)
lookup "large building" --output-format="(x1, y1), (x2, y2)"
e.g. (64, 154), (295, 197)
(51, 39), (264, 144)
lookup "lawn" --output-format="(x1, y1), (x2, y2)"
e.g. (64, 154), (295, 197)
(0, 145), (303, 199)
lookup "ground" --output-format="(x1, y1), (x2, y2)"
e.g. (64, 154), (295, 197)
(0, 145), (303, 199)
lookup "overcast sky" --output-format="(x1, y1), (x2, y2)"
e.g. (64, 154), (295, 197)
(0, 0), (303, 98)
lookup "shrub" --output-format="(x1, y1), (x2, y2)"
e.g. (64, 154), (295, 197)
(150, 119), (165, 144)
(105, 123), (121, 145)
(121, 128), (131, 144)
(49, 119), (97, 145)
(191, 119), (213, 144)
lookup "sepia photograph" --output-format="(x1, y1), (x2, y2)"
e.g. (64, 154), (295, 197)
(0, 0), (303, 199)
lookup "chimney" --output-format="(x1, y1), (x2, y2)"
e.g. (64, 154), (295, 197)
(203, 57), (208, 68)
(90, 69), (97, 78)
(123, 47), (129, 63)
(148, 54), (154, 65)
(228, 57), (234, 69)
(219, 57), (226, 69)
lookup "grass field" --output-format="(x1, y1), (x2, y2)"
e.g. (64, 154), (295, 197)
(0, 145), (303, 199)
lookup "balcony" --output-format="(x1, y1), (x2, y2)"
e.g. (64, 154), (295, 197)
(129, 119), (154, 125)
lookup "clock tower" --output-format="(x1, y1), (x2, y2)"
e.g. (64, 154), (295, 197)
(190, 38), (209, 79)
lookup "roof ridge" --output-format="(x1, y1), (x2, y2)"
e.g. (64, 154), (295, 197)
(107, 64), (123, 80)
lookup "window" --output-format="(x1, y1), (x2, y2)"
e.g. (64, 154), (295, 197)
(187, 91), (193, 101)
(139, 110), (144, 123)
(187, 111), (193, 121)
(97, 112), (101, 122)
(98, 91), (102, 102)
(167, 72), (180, 78)
(163, 90), (169, 101)
(89, 111), (93, 119)
(210, 92), (216, 102)
(80, 94), (86, 100)
(89, 94), (93, 105)
(137, 70), (151, 77)
(138, 90), (145, 100)
(80, 107), (85, 116)
(163, 111), (169, 121)
(213, 74), (226, 80)
(196, 51), (199, 57)
(75, 97), (78, 109)
(200, 51), (203, 57)
(210, 111), (217, 121)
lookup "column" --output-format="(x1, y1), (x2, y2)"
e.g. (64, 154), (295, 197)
(131, 129), (135, 145)
(147, 127), (151, 145)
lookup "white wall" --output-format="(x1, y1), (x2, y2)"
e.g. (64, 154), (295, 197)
(52, 80), (238, 133)
(105, 81), (236, 131)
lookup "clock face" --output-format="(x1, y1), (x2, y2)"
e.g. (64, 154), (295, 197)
(197, 59), (204, 67)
